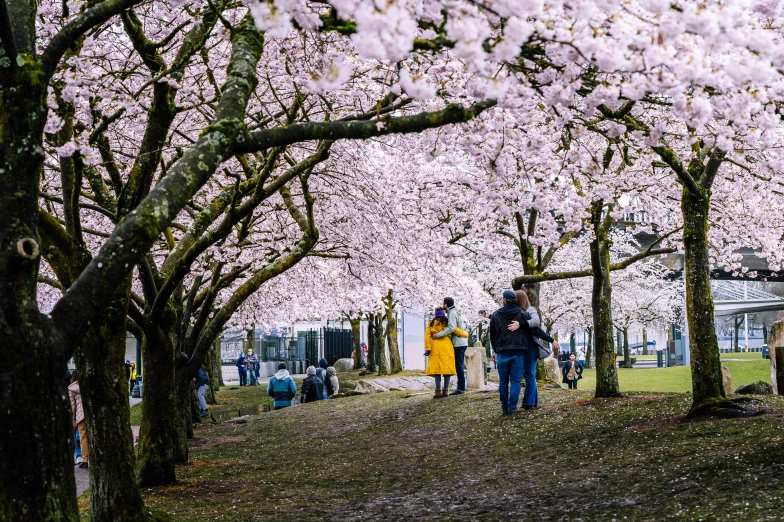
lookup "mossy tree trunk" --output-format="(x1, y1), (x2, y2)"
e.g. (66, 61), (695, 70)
(350, 316), (362, 370)
(135, 316), (178, 486)
(376, 312), (389, 376)
(76, 282), (148, 521)
(590, 200), (621, 398)
(384, 291), (402, 373)
(681, 184), (726, 412)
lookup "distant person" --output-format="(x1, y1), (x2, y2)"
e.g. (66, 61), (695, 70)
(361, 343), (368, 367)
(577, 347), (586, 370)
(128, 361), (137, 396)
(300, 366), (324, 403)
(327, 366), (339, 397)
(68, 375), (88, 469)
(432, 297), (469, 395)
(195, 364), (210, 417)
(562, 353), (583, 390)
(236, 352), (247, 386)
(267, 362), (296, 409)
(317, 358), (333, 399)
(124, 360), (132, 391)
(425, 308), (468, 398)
(244, 349), (259, 386)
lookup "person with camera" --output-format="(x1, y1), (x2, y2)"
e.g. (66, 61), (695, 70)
(562, 352), (583, 390)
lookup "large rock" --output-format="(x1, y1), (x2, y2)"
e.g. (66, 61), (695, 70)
(465, 346), (487, 390)
(735, 380), (774, 395)
(542, 356), (562, 386)
(334, 358), (354, 373)
(722, 365), (734, 394)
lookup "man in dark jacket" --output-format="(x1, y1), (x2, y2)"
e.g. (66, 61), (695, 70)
(195, 364), (210, 417)
(489, 290), (530, 415)
(300, 365), (324, 403)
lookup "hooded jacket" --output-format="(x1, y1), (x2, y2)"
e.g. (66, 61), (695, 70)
(300, 375), (324, 403)
(327, 366), (339, 396)
(195, 366), (210, 388)
(267, 369), (296, 407)
(317, 358), (333, 396)
(489, 304), (529, 355)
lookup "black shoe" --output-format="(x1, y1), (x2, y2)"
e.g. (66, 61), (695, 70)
(78, 462), (88, 469)
(200, 409), (210, 418)
(522, 405), (533, 410)
(448, 390), (465, 396)
(502, 409), (509, 416)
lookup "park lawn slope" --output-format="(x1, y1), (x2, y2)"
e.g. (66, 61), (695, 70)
(138, 389), (784, 521)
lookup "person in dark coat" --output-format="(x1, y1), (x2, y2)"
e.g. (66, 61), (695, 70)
(195, 364), (210, 417)
(236, 353), (247, 386)
(300, 366), (324, 403)
(317, 358), (333, 399)
(562, 353), (583, 390)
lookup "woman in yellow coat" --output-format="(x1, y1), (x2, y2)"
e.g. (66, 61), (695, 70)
(425, 308), (469, 398)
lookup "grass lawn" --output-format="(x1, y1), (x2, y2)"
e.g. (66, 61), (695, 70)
(570, 352), (771, 394)
(124, 388), (784, 521)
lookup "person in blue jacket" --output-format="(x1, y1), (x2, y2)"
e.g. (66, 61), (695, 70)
(267, 362), (297, 410)
(236, 353), (247, 386)
(194, 364), (210, 418)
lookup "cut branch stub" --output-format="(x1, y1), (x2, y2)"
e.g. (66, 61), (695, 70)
(16, 238), (40, 259)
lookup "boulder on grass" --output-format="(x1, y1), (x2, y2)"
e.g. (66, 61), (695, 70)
(722, 365), (734, 394)
(735, 380), (774, 395)
(542, 356), (562, 385)
(333, 358), (354, 373)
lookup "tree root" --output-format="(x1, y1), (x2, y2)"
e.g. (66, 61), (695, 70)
(687, 398), (767, 419)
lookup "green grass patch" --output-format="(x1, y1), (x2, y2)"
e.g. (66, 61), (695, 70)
(136, 388), (784, 521)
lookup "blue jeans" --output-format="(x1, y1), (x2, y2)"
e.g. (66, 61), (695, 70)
(454, 347), (467, 391)
(522, 346), (538, 407)
(238, 369), (247, 386)
(496, 353), (524, 412)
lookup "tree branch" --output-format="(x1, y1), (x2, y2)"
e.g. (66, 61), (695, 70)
(41, 0), (144, 80)
(234, 100), (497, 154)
(511, 248), (677, 285)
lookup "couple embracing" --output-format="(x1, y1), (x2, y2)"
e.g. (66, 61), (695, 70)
(490, 289), (561, 415)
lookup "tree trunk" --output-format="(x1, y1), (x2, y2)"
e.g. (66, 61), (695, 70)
(204, 339), (219, 405)
(376, 312), (389, 376)
(591, 203), (621, 398)
(365, 313), (377, 372)
(570, 332), (576, 354)
(523, 281), (540, 310)
(763, 323), (768, 344)
(174, 371), (193, 463)
(135, 319), (178, 486)
(642, 328), (648, 356)
(77, 283), (148, 521)
(385, 301), (402, 374)
(734, 316), (741, 353)
(350, 317), (362, 370)
(585, 327), (593, 369)
(0, 59), (80, 521)
(621, 328), (631, 368)
(682, 187), (725, 413)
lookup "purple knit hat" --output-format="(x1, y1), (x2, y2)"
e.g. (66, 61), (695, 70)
(434, 308), (446, 317)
